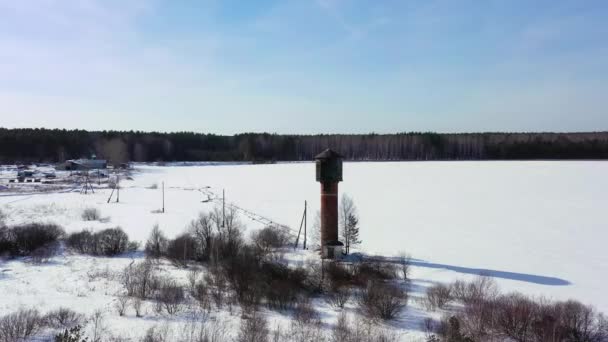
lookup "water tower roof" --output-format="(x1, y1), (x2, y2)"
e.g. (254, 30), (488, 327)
(314, 149), (343, 160)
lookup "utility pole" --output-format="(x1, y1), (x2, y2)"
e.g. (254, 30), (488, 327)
(116, 174), (120, 203)
(162, 181), (165, 213)
(222, 189), (225, 228)
(303, 200), (307, 250)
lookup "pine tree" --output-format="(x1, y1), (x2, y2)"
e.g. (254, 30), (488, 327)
(346, 213), (361, 254)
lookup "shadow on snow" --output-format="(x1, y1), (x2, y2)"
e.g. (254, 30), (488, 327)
(351, 253), (571, 286)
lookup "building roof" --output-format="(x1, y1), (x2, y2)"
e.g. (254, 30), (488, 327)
(314, 149), (344, 160)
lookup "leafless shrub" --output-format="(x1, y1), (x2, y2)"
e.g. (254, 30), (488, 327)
(352, 261), (397, 287)
(192, 281), (211, 312)
(30, 243), (59, 264)
(293, 299), (320, 326)
(251, 226), (290, 256)
(144, 224), (168, 261)
(67, 227), (135, 256)
(425, 283), (453, 311)
(90, 309), (107, 342)
(236, 314), (269, 342)
(141, 325), (170, 342)
(0, 209), (6, 227)
(122, 260), (159, 299)
(1, 223), (64, 257)
(289, 320), (325, 342)
(132, 297), (144, 317)
(82, 207), (101, 221)
(436, 315), (474, 342)
(55, 325), (87, 342)
(194, 320), (229, 342)
(179, 319), (230, 342)
(331, 312), (400, 342)
(358, 281), (407, 320)
(187, 267), (201, 292)
(262, 263), (305, 310)
(189, 212), (216, 262)
(205, 268), (228, 309)
(66, 230), (95, 254)
(166, 233), (198, 267)
(422, 317), (438, 341)
(398, 252), (412, 281)
(450, 280), (468, 302)
(148, 183), (158, 190)
(44, 307), (84, 329)
(557, 300), (607, 342)
(493, 293), (537, 342)
(332, 312), (351, 342)
(115, 295), (130, 316)
(325, 285), (351, 309)
(0, 308), (44, 342)
(324, 261), (353, 289)
(453, 276), (499, 306)
(156, 279), (185, 315)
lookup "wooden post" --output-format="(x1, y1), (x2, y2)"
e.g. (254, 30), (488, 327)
(162, 181), (165, 213)
(116, 174), (120, 203)
(222, 189), (225, 228)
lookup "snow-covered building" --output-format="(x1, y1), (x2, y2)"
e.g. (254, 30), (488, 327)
(65, 159), (107, 170)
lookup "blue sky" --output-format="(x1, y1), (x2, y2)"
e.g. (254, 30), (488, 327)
(0, 0), (607, 134)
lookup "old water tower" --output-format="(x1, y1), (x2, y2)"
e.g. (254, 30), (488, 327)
(315, 149), (344, 259)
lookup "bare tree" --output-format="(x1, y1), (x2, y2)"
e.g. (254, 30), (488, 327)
(90, 309), (107, 342)
(144, 224), (168, 261)
(189, 212), (215, 261)
(398, 252), (412, 281)
(339, 194), (361, 255)
(115, 295), (129, 316)
(132, 297), (143, 318)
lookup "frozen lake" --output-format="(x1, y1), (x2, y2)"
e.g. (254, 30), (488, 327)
(2, 161), (607, 314)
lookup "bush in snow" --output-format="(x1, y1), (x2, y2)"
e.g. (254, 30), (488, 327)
(331, 311), (400, 342)
(122, 260), (160, 299)
(44, 307), (84, 329)
(156, 278), (185, 315)
(66, 227), (138, 256)
(66, 230), (95, 254)
(165, 233), (198, 267)
(81, 207), (101, 221)
(357, 281), (407, 321)
(425, 284), (453, 311)
(325, 284), (351, 309)
(251, 225), (290, 256)
(0, 209), (6, 227)
(352, 261), (398, 287)
(432, 278), (608, 342)
(144, 224), (168, 261)
(0, 223), (64, 258)
(236, 313), (269, 342)
(114, 295), (130, 316)
(0, 308), (45, 342)
(54, 325), (87, 342)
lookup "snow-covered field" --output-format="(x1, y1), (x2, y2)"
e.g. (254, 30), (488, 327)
(1, 161), (607, 340)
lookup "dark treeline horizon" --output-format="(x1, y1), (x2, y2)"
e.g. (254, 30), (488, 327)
(1, 128), (608, 164)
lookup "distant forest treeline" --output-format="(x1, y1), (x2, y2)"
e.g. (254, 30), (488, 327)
(1, 128), (608, 164)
